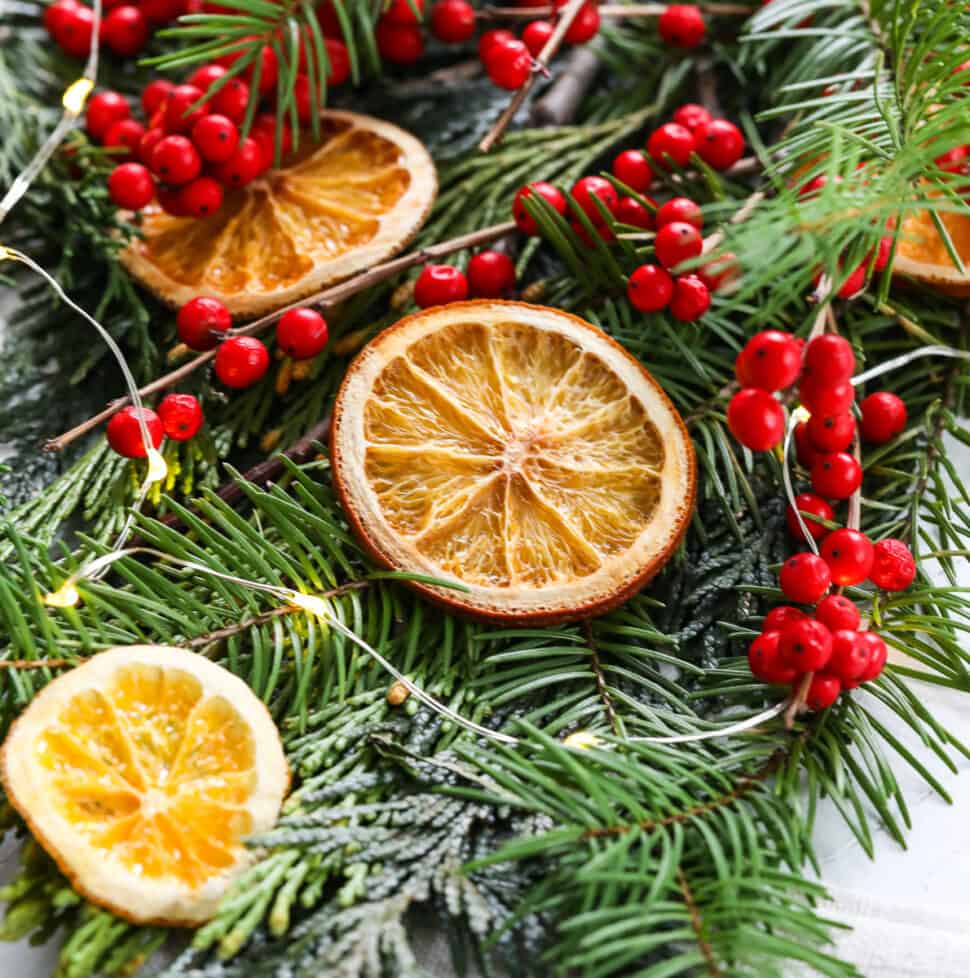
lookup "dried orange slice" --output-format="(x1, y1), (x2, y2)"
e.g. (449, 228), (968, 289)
(1, 646), (288, 926)
(331, 301), (696, 624)
(894, 208), (970, 296)
(121, 111), (437, 316)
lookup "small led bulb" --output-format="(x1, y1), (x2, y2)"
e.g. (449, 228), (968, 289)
(145, 448), (168, 485)
(62, 79), (94, 115)
(287, 592), (330, 617)
(44, 581), (80, 608)
(562, 730), (602, 750)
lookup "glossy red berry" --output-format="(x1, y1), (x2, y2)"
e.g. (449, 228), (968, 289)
(215, 336), (270, 388)
(377, 21), (425, 63)
(794, 421), (820, 469)
(177, 176), (224, 218)
(187, 63), (227, 91)
(486, 38), (532, 90)
(614, 197), (655, 229)
(804, 333), (856, 384)
(763, 605), (807, 633)
(521, 19), (554, 57)
(156, 185), (190, 217)
(654, 221), (703, 269)
(102, 6), (149, 56)
(694, 119), (744, 170)
(627, 264), (673, 312)
(647, 123), (696, 169)
(165, 85), (208, 133)
(859, 391), (906, 443)
(106, 406), (164, 459)
(104, 119), (146, 159)
(430, 0), (476, 42)
(44, 0), (80, 39)
(836, 262), (866, 298)
(86, 91), (130, 142)
(55, 3), (95, 57)
(210, 138), (264, 187)
(735, 330), (801, 391)
(820, 528), (874, 586)
(250, 115), (293, 168)
(177, 296), (232, 351)
(869, 538), (916, 591)
(513, 181), (567, 234)
(857, 632), (888, 682)
(324, 38), (351, 85)
(414, 265), (469, 307)
(612, 149), (653, 192)
(563, 2), (600, 43)
(814, 595), (861, 633)
(191, 114), (239, 163)
(805, 672), (841, 710)
(785, 492), (833, 541)
(748, 631), (798, 684)
(670, 275), (710, 322)
(467, 251), (517, 298)
(780, 618), (833, 671)
(571, 176), (618, 224)
(108, 162), (155, 210)
(478, 28), (515, 61)
(811, 452), (862, 500)
(727, 388), (785, 451)
(277, 308), (329, 359)
(672, 103), (712, 132)
(806, 411), (855, 453)
(827, 629), (868, 683)
(151, 135), (202, 185)
(779, 552), (831, 604)
(656, 197), (703, 231)
(211, 78), (249, 124)
(142, 80), (174, 118)
(658, 4), (705, 47)
(384, 0), (424, 24)
(798, 377), (855, 417)
(140, 0), (182, 21)
(157, 394), (204, 441)
(138, 127), (165, 166)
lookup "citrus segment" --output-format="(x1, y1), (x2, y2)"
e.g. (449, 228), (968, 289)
(894, 208), (970, 296)
(331, 301), (696, 624)
(2, 646), (288, 926)
(121, 112), (437, 316)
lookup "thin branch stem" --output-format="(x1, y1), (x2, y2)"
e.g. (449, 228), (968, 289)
(678, 868), (726, 978)
(582, 621), (622, 736)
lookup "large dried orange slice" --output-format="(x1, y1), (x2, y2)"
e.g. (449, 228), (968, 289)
(1, 646), (288, 926)
(121, 111), (437, 316)
(894, 208), (970, 296)
(331, 301), (696, 625)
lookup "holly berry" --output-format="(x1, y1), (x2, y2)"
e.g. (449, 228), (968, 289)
(513, 181), (567, 234)
(486, 38), (533, 90)
(798, 377), (855, 416)
(571, 176), (618, 224)
(468, 251), (517, 298)
(384, 0), (424, 25)
(177, 177), (224, 217)
(803, 333), (855, 384)
(140, 0), (182, 21)
(377, 21), (425, 63)
(325, 38), (351, 85)
(141, 80), (174, 118)
(869, 538), (916, 591)
(827, 630), (868, 683)
(857, 632), (888, 682)
(138, 127), (165, 166)
(654, 221), (703, 269)
(414, 264), (469, 307)
(44, 0), (81, 40)
(104, 119), (146, 159)
(672, 103), (712, 132)
(102, 6), (150, 56)
(612, 149), (653, 192)
(805, 673), (841, 710)
(794, 421), (820, 469)
(669, 275), (710, 322)
(251, 115), (293, 168)
(656, 197), (703, 230)
(859, 391), (906, 443)
(157, 394), (204, 441)
(210, 138), (264, 187)
(478, 28), (515, 61)
(177, 296), (232, 351)
(165, 85), (208, 133)
(156, 185), (190, 217)
(522, 20), (554, 57)
(55, 3), (95, 57)
(615, 197), (655, 229)
(211, 78), (249, 124)
(276, 308), (329, 359)
(811, 451), (862, 500)
(108, 162), (155, 210)
(106, 406), (164, 459)
(727, 388), (785, 451)
(187, 63), (227, 92)
(215, 336), (270, 388)
(658, 4), (706, 48)
(86, 91), (130, 142)
(835, 262), (866, 299)
(694, 120), (745, 171)
(647, 123), (696, 169)
(192, 114), (240, 163)
(806, 411), (855, 453)
(814, 594), (861, 632)
(627, 264), (673, 312)
(763, 605), (807, 633)
(820, 528), (874, 586)
(785, 492), (833, 541)
(748, 631), (798, 684)
(151, 135), (202, 185)
(563, 2), (600, 44)
(735, 330), (801, 391)
(780, 618), (833, 671)
(779, 552), (831, 604)
(431, 0), (476, 42)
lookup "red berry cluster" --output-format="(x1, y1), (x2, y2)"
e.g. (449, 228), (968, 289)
(413, 250), (517, 307)
(106, 395), (204, 458)
(44, 0), (180, 60)
(648, 104), (745, 172)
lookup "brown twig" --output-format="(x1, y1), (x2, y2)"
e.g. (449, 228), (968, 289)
(529, 44), (601, 128)
(678, 868), (726, 978)
(44, 221), (517, 453)
(582, 621), (621, 735)
(0, 658), (74, 670)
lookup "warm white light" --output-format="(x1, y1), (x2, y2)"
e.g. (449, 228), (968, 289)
(792, 405), (811, 424)
(563, 730), (601, 750)
(44, 582), (80, 608)
(62, 79), (94, 115)
(287, 592), (331, 617)
(145, 448), (168, 485)
(0, 245), (10, 261)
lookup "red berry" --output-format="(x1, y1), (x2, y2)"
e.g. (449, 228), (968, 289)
(137, 127), (165, 166)
(935, 145), (967, 174)
(522, 20), (554, 57)
(612, 149), (653, 192)
(187, 64), (227, 92)
(384, 0), (424, 25)
(414, 264), (469, 307)
(779, 552), (831, 604)
(325, 38), (351, 85)
(748, 631), (798, 684)
(156, 185), (190, 217)
(814, 595), (861, 633)
(857, 632), (888, 682)
(177, 296), (232, 351)
(804, 672), (841, 710)
(191, 114), (240, 163)
(277, 308), (329, 359)
(871, 236), (893, 273)
(177, 176), (224, 217)
(647, 123), (696, 170)
(794, 421), (820, 469)
(141, 80), (174, 117)
(735, 330), (801, 392)
(151, 135), (202, 185)
(108, 162), (155, 210)
(376, 21), (425, 63)
(658, 4), (705, 47)
(104, 118), (146, 159)
(467, 251), (516, 298)
(211, 78), (249, 124)
(672, 103), (712, 132)
(627, 264), (673, 313)
(478, 28), (515, 61)
(798, 377), (855, 416)
(431, 0), (476, 42)
(210, 138), (264, 187)
(513, 181), (567, 234)
(157, 394), (204, 441)
(694, 120), (744, 171)
(102, 6), (149, 56)
(806, 411), (855, 453)
(614, 197), (655, 229)
(804, 333), (855, 384)
(827, 629), (868, 683)
(106, 406), (164, 459)
(763, 605), (807, 633)
(140, 0), (183, 20)
(654, 221), (703, 269)
(780, 618), (833, 671)
(859, 391), (906, 443)
(835, 262), (866, 298)
(656, 197), (703, 230)
(86, 91), (130, 142)
(785, 492), (833, 541)
(44, 0), (80, 39)
(820, 528), (874, 586)
(56, 3), (95, 57)
(486, 38), (532, 90)
(563, 2), (600, 43)
(811, 452), (862, 500)
(669, 275), (710, 322)
(215, 336), (270, 388)
(165, 85), (208, 133)
(571, 176), (618, 224)
(727, 388), (784, 451)
(869, 538), (916, 591)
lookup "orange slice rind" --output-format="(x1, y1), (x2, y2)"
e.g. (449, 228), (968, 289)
(893, 208), (970, 296)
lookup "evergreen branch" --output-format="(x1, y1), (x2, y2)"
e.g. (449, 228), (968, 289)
(677, 867), (725, 978)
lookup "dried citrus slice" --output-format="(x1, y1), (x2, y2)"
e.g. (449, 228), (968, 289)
(121, 111), (437, 316)
(1, 646), (289, 926)
(331, 301), (696, 624)
(894, 208), (970, 296)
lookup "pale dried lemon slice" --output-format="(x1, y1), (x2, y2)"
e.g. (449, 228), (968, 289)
(1, 646), (289, 926)
(894, 207), (970, 296)
(331, 301), (696, 624)
(121, 111), (437, 316)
